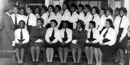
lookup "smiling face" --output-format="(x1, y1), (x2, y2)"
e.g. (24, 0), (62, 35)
(120, 10), (125, 17)
(92, 8), (96, 15)
(48, 7), (53, 13)
(105, 20), (110, 28)
(89, 23), (94, 29)
(26, 7), (32, 15)
(19, 21), (25, 29)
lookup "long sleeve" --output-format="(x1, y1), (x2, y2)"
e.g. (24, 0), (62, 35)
(22, 30), (29, 44)
(14, 30), (19, 44)
(65, 29), (72, 43)
(93, 30), (100, 43)
(30, 28), (37, 42)
(104, 29), (116, 46)
(45, 29), (51, 43)
(41, 28), (47, 42)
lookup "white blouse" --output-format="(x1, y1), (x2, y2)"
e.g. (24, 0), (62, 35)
(59, 28), (72, 43)
(11, 14), (23, 25)
(98, 15), (107, 31)
(78, 11), (85, 21)
(41, 12), (49, 27)
(26, 13), (37, 26)
(99, 28), (116, 46)
(61, 9), (71, 21)
(92, 14), (100, 29)
(106, 15), (113, 22)
(55, 12), (62, 27)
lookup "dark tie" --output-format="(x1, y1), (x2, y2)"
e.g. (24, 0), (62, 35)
(103, 29), (108, 37)
(119, 17), (123, 28)
(20, 29), (23, 40)
(27, 15), (30, 26)
(64, 29), (67, 38)
(48, 13), (50, 18)
(62, 11), (65, 16)
(92, 15), (94, 20)
(50, 28), (55, 41)
(15, 14), (17, 25)
(90, 29), (93, 39)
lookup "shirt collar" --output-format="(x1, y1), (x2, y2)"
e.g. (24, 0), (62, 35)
(6, 12), (11, 16)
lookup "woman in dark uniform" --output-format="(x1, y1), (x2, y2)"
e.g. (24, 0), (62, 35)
(84, 21), (100, 65)
(99, 19), (116, 65)
(30, 18), (46, 64)
(71, 20), (87, 65)
(58, 21), (72, 65)
(12, 20), (29, 64)
(114, 7), (129, 65)
(45, 19), (59, 65)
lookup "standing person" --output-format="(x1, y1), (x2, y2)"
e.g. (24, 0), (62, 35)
(19, 7), (27, 22)
(99, 19), (116, 65)
(114, 7), (120, 19)
(77, 4), (85, 21)
(61, 2), (71, 21)
(71, 20), (87, 65)
(11, 5), (21, 30)
(106, 7), (113, 21)
(30, 18), (46, 65)
(91, 6), (100, 29)
(58, 21), (72, 65)
(0, 5), (14, 50)
(114, 7), (129, 65)
(55, 5), (62, 28)
(26, 6), (37, 34)
(99, 8), (107, 33)
(69, 4), (78, 29)
(46, 5), (56, 28)
(41, 5), (49, 27)
(45, 20), (59, 65)
(34, 7), (41, 19)
(12, 20), (29, 64)
(84, 21), (100, 65)
(83, 4), (93, 30)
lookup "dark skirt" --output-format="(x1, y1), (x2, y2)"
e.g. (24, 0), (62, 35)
(30, 42), (44, 48)
(44, 42), (58, 49)
(58, 42), (70, 49)
(100, 45), (115, 61)
(85, 43), (100, 48)
(15, 43), (28, 49)
(115, 28), (128, 50)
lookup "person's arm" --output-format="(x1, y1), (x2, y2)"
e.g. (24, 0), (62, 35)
(30, 28), (37, 42)
(14, 30), (19, 44)
(58, 30), (63, 43)
(22, 30), (29, 44)
(45, 29), (50, 43)
(41, 28), (47, 42)
(65, 29), (72, 43)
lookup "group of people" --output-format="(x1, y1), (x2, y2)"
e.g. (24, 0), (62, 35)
(0, 1), (130, 65)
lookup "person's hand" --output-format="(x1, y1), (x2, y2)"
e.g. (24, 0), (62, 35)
(72, 40), (77, 44)
(19, 42), (22, 45)
(61, 42), (65, 45)
(119, 39), (122, 43)
(49, 41), (52, 44)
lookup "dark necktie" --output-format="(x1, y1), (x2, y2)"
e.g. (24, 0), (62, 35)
(50, 28), (55, 41)
(48, 13), (50, 18)
(119, 17), (123, 28)
(20, 29), (23, 40)
(15, 14), (17, 25)
(103, 29), (108, 37)
(64, 29), (67, 39)
(62, 11), (65, 16)
(27, 15), (30, 26)
(92, 15), (94, 20)
(90, 29), (93, 39)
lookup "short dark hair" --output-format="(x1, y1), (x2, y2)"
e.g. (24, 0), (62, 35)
(76, 20), (85, 29)
(27, 6), (33, 10)
(120, 7), (127, 14)
(92, 6), (100, 14)
(63, 1), (69, 9)
(55, 5), (61, 11)
(106, 19), (114, 29)
(106, 7), (113, 15)
(78, 4), (84, 9)
(37, 18), (44, 25)
(50, 19), (58, 26)
(85, 4), (91, 11)
(101, 8), (106, 14)
(48, 5), (55, 12)
(13, 5), (19, 10)
(42, 5), (48, 12)
(71, 4), (77, 9)
(89, 21), (96, 28)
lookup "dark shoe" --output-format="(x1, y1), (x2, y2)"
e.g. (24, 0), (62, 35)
(63, 63), (66, 65)
(77, 63), (80, 65)
(73, 63), (77, 65)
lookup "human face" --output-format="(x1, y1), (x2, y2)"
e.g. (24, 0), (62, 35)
(62, 4), (67, 11)
(92, 8), (96, 15)
(55, 7), (60, 13)
(100, 10), (104, 16)
(76, 22), (81, 29)
(71, 7), (75, 12)
(19, 21), (25, 29)
(37, 20), (43, 27)
(51, 21), (56, 27)
(20, 9), (24, 15)
(115, 10), (119, 16)
(48, 7), (53, 13)
(26, 7), (32, 15)
(84, 7), (89, 13)
(106, 10), (111, 17)
(13, 7), (18, 14)
(62, 22), (67, 28)
(105, 21), (110, 28)
(35, 8), (39, 14)
(41, 8), (46, 14)
(89, 23), (94, 29)
(78, 7), (83, 12)
(120, 10), (125, 17)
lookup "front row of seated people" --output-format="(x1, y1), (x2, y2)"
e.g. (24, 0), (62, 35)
(12, 18), (121, 65)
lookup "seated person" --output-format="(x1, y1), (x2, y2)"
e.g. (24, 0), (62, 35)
(30, 18), (46, 64)
(58, 21), (72, 65)
(71, 20), (87, 65)
(84, 21), (100, 65)
(45, 19), (59, 65)
(12, 20), (29, 64)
